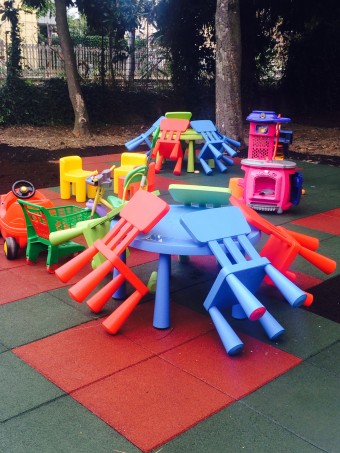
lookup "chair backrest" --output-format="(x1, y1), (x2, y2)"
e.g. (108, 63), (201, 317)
(158, 118), (190, 141)
(120, 152), (147, 166)
(169, 184), (231, 207)
(190, 120), (221, 143)
(165, 111), (192, 120)
(60, 156), (82, 174)
(120, 189), (169, 233)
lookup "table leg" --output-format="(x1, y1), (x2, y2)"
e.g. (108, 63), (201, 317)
(153, 253), (171, 329)
(187, 140), (195, 173)
(112, 251), (127, 299)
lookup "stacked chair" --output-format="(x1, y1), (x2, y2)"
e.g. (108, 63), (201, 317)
(230, 195), (337, 305)
(152, 118), (190, 175)
(124, 116), (165, 151)
(180, 206), (307, 355)
(190, 120), (240, 175)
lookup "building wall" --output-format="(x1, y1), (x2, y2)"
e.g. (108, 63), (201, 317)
(0, 1), (38, 47)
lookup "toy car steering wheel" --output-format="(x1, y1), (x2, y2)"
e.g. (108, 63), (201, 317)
(12, 180), (36, 199)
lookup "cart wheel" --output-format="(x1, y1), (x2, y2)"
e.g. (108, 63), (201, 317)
(12, 180), (36, 199)
(47, 265), (57, 274)
(4, 237), (19, 260)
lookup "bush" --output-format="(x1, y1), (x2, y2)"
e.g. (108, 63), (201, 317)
(0, 78), (214, 126)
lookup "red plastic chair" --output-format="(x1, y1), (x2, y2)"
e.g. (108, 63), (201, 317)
(152, 118), (190, 175)
(55, 190), (170, 333)
(230, 196), (337, 306)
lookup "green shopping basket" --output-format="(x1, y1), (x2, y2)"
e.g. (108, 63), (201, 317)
(18, 200), (97, 273)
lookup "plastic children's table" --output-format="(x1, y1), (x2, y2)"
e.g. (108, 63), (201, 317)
(111, 204), (260, 329)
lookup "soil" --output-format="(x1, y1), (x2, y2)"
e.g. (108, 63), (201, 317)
(1, 117), (340, 194)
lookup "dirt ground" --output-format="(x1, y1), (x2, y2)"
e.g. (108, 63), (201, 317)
(1, 118), (340, 194)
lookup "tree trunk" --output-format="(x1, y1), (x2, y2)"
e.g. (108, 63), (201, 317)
(215, 0), (244, 145)
(54, 0), (90, 137)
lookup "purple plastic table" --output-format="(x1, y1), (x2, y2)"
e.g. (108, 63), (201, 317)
(112, 204), (260, 329)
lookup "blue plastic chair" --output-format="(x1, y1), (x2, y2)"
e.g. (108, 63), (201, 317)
(125, 116), (165, 151)
(190, 120), (239, 175)
(180, 206), (306, 355)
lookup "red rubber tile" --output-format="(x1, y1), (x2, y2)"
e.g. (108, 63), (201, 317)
(35, 187), (61, 200)
(161, 330), (302, 400)
(127, 248), (158, 267)
(13, 319), (154, 393)
(72, 356), (233, 452)
(0, 259), (94, 305)
(120, 302), (214, 354)
(292, 271), (323, 290)
(291, 209), (340, 235)
(154, 174), (187, 191)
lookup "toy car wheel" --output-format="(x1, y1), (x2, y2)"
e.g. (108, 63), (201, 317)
(4, 237), (19, 260)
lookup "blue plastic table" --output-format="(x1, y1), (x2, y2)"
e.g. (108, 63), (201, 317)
(111, 205), (260, 329)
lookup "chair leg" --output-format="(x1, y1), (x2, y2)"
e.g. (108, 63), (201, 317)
(173, 156), (183, 176)
(226, 274), (266, 321)
(155, 155), (164, 173)
(258, 311), (285, 340)
(209, 306), (243, 355)
(264, 264), (306, 307)
(199, 158), (213, 175)
(60, 179), (71, 200)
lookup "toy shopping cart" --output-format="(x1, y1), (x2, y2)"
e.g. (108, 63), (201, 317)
(18, 200), (97, 272)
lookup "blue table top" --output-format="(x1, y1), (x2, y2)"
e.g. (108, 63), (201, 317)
(112, 205), (260, 256)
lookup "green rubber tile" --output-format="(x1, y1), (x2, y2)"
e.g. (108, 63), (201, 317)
(0, 293), (92, 348)
(306, 341), (340, 376)
(0, 395), (141, 453)
(0, 351), (64, 422)
(155, 400), (320, 453)
(243, 362), (340, 452)
(229, 293), (340, 359)
(0, 342), (8, 353)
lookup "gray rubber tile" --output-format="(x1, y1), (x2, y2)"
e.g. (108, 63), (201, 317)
(155, 400), (320, 453)
(0, 293), (91, 348)
(0, 395), (141, 453)
(0, 351), (64, 422)
(243, 362), (340, 452)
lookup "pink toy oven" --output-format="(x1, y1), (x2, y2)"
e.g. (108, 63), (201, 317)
(240, 158), (297, 214)
(246, 110), (291, 160)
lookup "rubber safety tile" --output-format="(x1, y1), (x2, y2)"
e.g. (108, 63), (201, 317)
(160, 330), (302, 400)
(13, 318), (154, 393)
(0, 396), (141, 453)
(72, 356), (233, 452)
(291, 208), (340, 235)
(243, 361), (340, 452)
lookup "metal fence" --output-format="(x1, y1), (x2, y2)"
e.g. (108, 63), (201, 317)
(0, 42), (172, 87)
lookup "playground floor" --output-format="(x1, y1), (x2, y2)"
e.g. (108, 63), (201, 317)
(0, 153), (339, 452)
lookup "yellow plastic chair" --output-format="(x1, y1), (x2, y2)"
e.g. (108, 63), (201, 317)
(113, 152), (147, 194)
(165, 111), (192, 120)
(60, 156), (97, 203)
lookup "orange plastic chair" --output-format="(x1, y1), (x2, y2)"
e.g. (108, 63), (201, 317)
(55, 190), (170, 333)
(152, 118), (190, 175)
(230, 196), (337, 306)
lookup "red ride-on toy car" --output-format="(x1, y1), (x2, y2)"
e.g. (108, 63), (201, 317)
(0, 180), (54, 259)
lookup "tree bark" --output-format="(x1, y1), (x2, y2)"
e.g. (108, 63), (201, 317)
(54, 0), (90, 137)
(215, 0), (244, 144)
